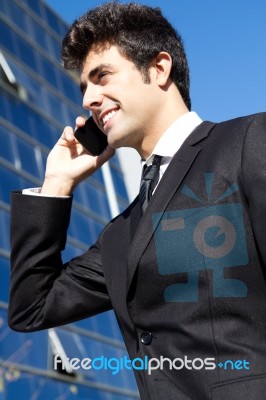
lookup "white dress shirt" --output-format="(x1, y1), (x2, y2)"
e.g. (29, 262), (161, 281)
(141, 111), (202, 187)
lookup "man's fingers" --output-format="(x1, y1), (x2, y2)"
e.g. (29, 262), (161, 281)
(75, 116), (86, 128)
(60, 126), (75, 143)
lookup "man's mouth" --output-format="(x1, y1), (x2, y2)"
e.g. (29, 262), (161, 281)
(100, 107), (119, 128)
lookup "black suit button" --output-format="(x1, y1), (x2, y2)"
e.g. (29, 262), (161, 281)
(140, 331), (152, 345)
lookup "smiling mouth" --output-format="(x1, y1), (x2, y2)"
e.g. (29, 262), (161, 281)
(101, 108), (119, 127)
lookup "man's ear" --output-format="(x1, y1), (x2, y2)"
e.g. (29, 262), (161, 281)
(150, 52), (172, 87)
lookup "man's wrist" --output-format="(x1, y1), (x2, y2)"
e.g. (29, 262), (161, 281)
(41, 177), (74, 197)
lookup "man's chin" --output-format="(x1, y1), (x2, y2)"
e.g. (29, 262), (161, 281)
(107, 131), (137, 150)
(107, 135), (124, 149)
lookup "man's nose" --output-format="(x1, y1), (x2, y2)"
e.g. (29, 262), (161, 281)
(82, 85), (103, 111)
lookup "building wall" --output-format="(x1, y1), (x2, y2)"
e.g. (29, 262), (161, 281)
(0, 0), (138, 398)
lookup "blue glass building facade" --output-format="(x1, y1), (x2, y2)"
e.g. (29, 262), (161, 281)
(0, 0), (139, 398)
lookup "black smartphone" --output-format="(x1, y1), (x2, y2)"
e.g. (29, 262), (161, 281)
(74, 116), (108, 156)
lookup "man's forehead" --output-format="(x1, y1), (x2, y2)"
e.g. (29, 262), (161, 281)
(80, 45), (128, 77)
(83, 44), (118, 65)
(80, 46), (113, 73)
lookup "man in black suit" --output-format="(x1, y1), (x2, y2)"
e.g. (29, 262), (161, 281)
(9, 2), (266, 399)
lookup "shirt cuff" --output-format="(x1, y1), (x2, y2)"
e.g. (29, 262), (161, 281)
(22, 188), (70, 198)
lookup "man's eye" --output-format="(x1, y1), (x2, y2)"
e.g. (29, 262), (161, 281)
(98, 72), (108, 81)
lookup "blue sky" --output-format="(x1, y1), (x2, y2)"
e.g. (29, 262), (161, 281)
(45, 0), (266, 123)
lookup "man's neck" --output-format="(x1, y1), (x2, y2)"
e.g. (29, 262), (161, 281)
(139, 108), (189, 159)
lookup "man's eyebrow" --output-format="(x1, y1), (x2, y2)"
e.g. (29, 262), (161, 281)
(88, 63), (113, 79)
(80, 63), (113, 94)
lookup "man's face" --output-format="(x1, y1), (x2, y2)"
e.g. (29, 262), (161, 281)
(80, 45), (162, 151)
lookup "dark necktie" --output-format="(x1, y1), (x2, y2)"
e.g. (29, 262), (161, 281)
(139, 155), (162, 215)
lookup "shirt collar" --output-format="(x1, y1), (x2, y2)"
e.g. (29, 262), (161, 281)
(143, 111), (203, 166)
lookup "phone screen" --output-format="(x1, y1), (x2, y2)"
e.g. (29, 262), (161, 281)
(74, 117), (108, 156)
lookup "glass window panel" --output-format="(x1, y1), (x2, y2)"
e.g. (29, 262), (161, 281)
(21, 175), (39, 190)
(55, 328), (137, 390)
(60, 73), (82, 106)
(103, 311), (124, 342)
(15, 138), (39, 177)
(97, 312), (119, 339)
(73, 186), (86, 207)
(75, 311), (108, 337)
(23, 0), (43, 17)
(63, 106), (78, 127)
(62, 242), (83, 264)
(109, 153), (122, 169)
(0, 324), (136, 398)
(2, 370), (133, 400)
(0, 0), (7, 14)
(0, 309), (48, 369)
(0, 93), (6, 118)
(0, 208), (10, 252)
(45, 35), (61, 61)
(3, 91), (56, 150)
(40, 56), (58, 88)
(1, 65), (75, 149)
(3, 93), (32, 134)
(31, 113), (59, 148)
(73, 315), (100, 335)
(91, 169), (105, 186)
(0, 167), (20, 203)
(15, 34), (37, 71)
(43, 5), (62, 36)
(90, 220), (103, 242)
(0, 256), (10, 302)
(35, 147), (46, 179)
(4, 374), (50, 400)
(9, 2), (29, 34)
(75, 311), (124, 343)
(0, 20), (16, 53)
(0, 125), (14, 162)
(0, 166), (37, 203)
(44, 89), (67, 123)
(51, 37), (61, 61)
(110, 167), (129, 201)
(58, 19), (68, 38)
(75, 181), (111, 220)
(30, 19), (49, 51)
(0, 0), (9, 15)
(4, 56), (43, 108)
(68, 209), (96, 244)
(54, 329), (107, 380)
(94, 189), (112, 219)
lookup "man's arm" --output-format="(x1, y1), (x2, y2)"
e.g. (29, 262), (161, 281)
(9, 191), (113, 332)
(8, 118), (115, 332)
(241, 112), (266, 265)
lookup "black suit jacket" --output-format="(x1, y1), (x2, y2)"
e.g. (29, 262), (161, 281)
(9, 113), (266, 399)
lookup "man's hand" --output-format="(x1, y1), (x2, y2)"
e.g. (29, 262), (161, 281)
(41, 117), (115, 196)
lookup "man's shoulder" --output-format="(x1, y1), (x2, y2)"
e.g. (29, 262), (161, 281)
(203, 112), (266, 143)
(213, 112), (266, 129)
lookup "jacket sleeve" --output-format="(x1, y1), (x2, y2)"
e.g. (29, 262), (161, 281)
(241, 112), (266, 267)
(8, 191), (112, 332)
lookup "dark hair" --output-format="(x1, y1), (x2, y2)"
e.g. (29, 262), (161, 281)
(62, 1), (191, 110)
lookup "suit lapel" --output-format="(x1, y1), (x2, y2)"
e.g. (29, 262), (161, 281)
(127, 121), (216, 294)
